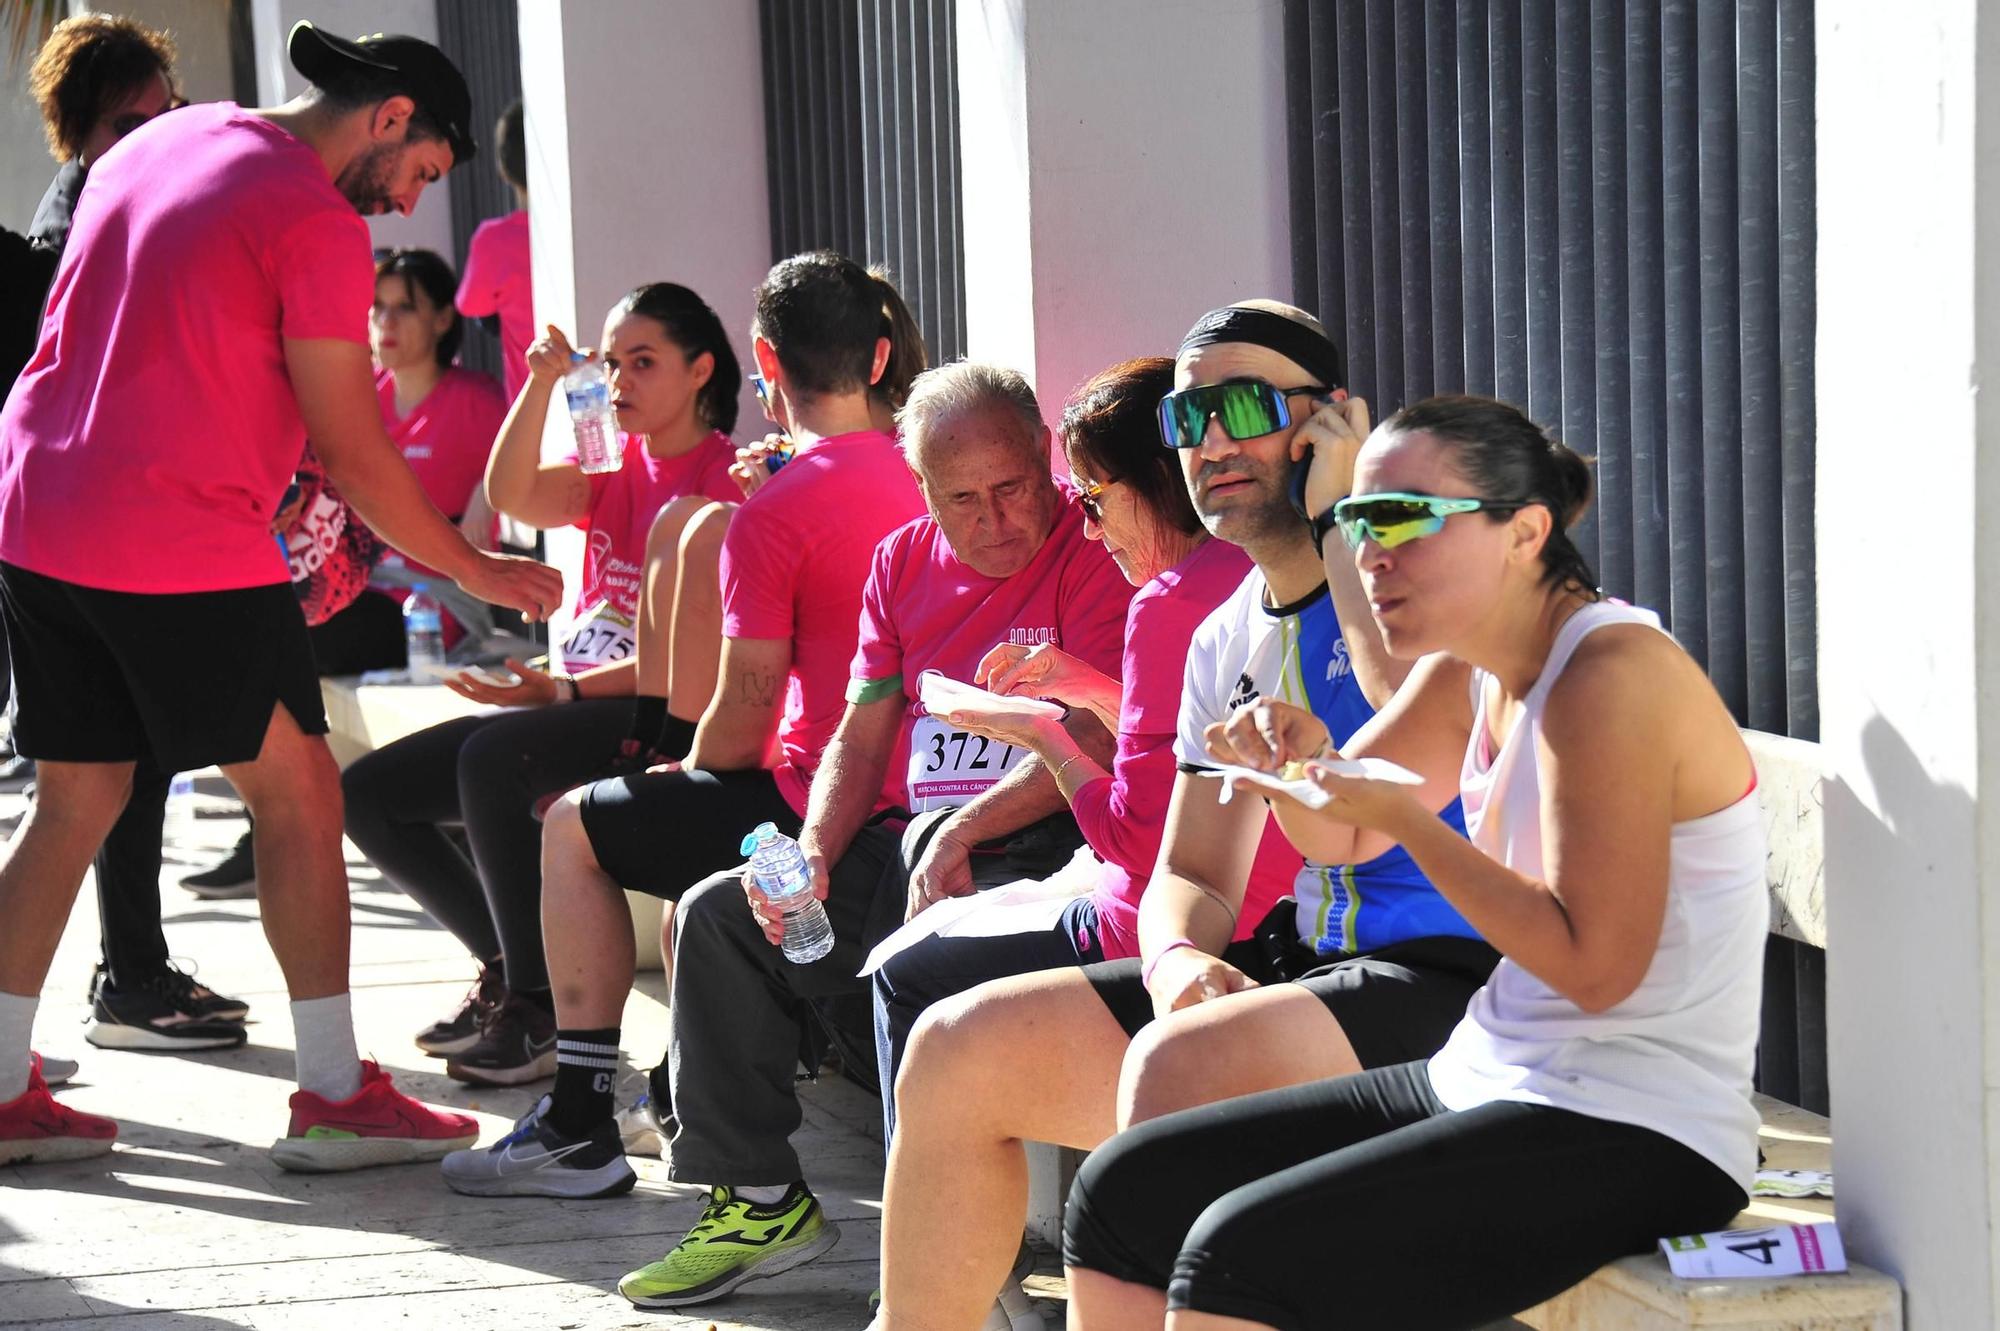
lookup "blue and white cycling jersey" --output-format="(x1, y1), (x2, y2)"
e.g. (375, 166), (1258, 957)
(1175, 571), (1476, 955)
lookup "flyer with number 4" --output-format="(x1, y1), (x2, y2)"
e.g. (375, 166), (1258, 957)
(1660, 1221), (1847, 1279)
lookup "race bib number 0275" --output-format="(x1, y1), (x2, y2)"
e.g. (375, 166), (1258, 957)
(906, 714), (1026, 813)
(560, 603), (637, 673)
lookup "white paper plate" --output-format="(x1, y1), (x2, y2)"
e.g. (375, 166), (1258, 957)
(916, 669), (1066, 721)
(1195, 756), (1425, 809)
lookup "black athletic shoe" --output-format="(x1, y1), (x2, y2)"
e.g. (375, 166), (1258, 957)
(91, 961), (248, 1023)
(444, 993), (558, 1086)
(180, 828), (256, 899)
(414, 964), (505, 1056)
(86, 967), (248, 1051)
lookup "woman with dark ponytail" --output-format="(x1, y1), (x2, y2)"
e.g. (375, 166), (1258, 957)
(1064, 393), (1767, 1330)
(340, 281), (745, 1085)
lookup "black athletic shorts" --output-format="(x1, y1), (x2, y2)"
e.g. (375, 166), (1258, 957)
(0, 560), (327, 770)
(1081, 900), (1499, 1070)
(579, 765), (801, 901)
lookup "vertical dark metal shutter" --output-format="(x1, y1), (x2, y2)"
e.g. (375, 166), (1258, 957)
(759, 0), (966, 363)
(435, 0), (525, 383)
(1284, 0), (1824, 1112)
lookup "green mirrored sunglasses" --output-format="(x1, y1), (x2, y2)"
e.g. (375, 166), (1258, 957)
(1331, 492), (1530, 551)
(1156, 378), (1327, 449)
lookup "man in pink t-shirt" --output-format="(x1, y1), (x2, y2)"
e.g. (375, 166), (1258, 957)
(0, 24), (561, 1173)
(455, 102), (532, 398)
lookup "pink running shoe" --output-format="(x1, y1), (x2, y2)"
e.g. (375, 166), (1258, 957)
(272, 1060), (477, 1172)
(0, 1053), (118, 1166)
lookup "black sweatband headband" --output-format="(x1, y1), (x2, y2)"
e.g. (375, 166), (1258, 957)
(1178, 307), (1345, 390)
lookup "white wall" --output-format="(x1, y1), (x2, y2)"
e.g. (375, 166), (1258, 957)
(518, 0), (770, 632)
(2, 0), (233, 233)
(1819, 2), (2000, 1326)
(249, 0), (454, 260)
(1, 51), (52, 234)
(959, 0), (1292, 415)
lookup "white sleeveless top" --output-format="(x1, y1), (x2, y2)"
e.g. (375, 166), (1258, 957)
(1425, 602), (1768, 1192)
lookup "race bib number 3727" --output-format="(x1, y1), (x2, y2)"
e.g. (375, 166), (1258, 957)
(906, 714), (1026, 813)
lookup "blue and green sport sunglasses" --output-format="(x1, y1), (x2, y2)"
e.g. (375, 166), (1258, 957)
(1332, 492), (1530, 551)
(1157, 378), (1328, 449)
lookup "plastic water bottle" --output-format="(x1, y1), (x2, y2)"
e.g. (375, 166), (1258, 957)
(741, 822), (834, 964)
(163, 772), (197, 847)
(403, 585), (445, 676)
(564, 353), (623, 474)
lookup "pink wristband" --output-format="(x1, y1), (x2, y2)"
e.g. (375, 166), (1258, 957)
(1141, 938), (1200, 988)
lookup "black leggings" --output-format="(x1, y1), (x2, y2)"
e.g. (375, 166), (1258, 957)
(340, 700), (630, 990)
(1064, 1060), (1746, 1331)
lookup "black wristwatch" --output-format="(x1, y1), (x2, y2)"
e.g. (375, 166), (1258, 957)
(1307, 501), (1342, 557)
(1288, 460), (1343, 556)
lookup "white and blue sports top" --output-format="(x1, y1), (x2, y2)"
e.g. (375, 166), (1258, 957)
(1176, 571), (1476, 955)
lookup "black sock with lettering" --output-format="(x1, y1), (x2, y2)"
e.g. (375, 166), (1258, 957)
(656, 713), (697, 761)
(548, 1026), (620, 1138)
(628, 695), (667, 748)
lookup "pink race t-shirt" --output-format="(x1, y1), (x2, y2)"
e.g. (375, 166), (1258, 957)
(1074, 537), (1306, 960)
(851, 496), (1132, 813)
(0, 103), (373, 593)
(720, 430), (925, 814)
(456, 210), (533, 399)
(556, 431), (739, 674)
(377, 366), (507, 518)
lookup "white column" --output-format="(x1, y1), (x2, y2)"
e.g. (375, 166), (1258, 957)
(248, 0), (455, 258)
(518, 0), (770, 620)
(957, 0), (1293, 411)
(1819, 3), (2000, 1326)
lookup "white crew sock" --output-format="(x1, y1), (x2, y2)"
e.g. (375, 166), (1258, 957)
(291, 993), (362, 1101)
(0, 990), (36, 1101)
(736, 1183), (789, 1204)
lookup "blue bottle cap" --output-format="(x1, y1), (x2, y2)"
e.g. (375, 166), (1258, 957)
(740, 821), (779, 856)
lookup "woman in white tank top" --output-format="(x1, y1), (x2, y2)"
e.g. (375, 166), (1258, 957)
(1063, 395), (1766, 1331)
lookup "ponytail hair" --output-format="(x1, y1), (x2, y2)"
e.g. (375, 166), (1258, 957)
(1382, 394), (1600, 596)
(867, 264), (929, 411)
(611, 282), (742, 436)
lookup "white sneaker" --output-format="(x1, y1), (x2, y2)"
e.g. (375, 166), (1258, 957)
(615, 1091), (668, 1158)
(35, 1053), (78, 1087)
(980, 1243), (1045, 1331)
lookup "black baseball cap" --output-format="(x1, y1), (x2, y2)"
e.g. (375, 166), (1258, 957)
(287, 21), (477, 167)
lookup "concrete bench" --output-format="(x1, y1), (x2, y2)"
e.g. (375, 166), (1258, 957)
(320, 676), (667, 971)
(1517, 1094), (1899, 1329)
(1025, 730), (1901, 1327)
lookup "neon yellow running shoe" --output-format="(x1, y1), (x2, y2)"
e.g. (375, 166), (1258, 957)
(618, 1182), (839, 1308)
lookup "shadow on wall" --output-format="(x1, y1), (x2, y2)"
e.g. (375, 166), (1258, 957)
(1822, 711), (1981, 1291)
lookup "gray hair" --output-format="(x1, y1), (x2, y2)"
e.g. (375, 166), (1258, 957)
(895, 360), (1045, 467)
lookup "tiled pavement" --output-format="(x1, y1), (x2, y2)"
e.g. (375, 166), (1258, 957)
(0, 781), (966, 1330)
